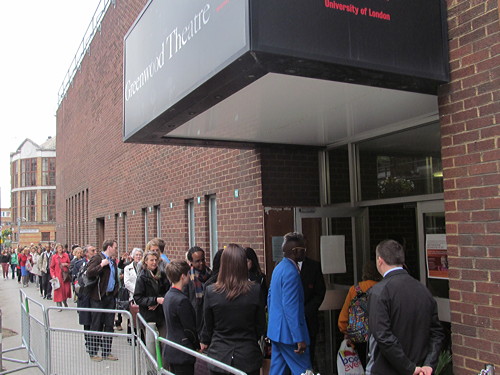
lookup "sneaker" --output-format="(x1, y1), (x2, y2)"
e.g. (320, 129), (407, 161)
(115, 325), (123, 331)
(90, 355), (103, 362)
(103, 354), (118, 361)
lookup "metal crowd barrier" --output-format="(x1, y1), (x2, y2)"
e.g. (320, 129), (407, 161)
(45, 305), (135, 375)
(2, 290), (248, 375)
(0, 292), (44, 375)
(136, 313), (162, 375)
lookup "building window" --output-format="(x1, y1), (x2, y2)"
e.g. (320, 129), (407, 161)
(21, 191), (37, 222)
(143, 208), (149, 245)
(41, 232), (50, 241)
(327, 145), (351, 204)
(357, 122), (443, 201)
(12, 161), (18, 189)
(187, 199), (195, 248)
(21, 158), (37, 187)
(42, 190), (56, 222)
(123, 212), (128, 254)
(155, 205), (161, 238)
(42, 158), (56, 186)
(207, 195), (218, 262)
(11, 192), (18, 224)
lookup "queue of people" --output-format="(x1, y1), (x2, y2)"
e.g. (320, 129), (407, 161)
(4, 233), (445, 375)
(1, 244), (56, 301)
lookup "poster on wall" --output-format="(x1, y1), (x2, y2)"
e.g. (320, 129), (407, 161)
(426, 234), (448, 279)
(320, 235), (346, 274)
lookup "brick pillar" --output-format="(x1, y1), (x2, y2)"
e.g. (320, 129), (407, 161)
(438, 1), (500, 373)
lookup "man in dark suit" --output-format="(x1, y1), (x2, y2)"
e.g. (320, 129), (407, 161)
(299, 256), (326, 365)
(367, 239), (444, 375)
(86, 239), (120, 362)
(267, 232), (312, 375)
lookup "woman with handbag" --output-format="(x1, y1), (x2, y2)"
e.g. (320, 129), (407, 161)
(50, 243), (72, 310)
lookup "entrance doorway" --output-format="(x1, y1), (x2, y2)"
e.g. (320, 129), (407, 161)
(295, 206), (368, 374)
(96, 217), (105, 249)
(295, 198), (447, 373)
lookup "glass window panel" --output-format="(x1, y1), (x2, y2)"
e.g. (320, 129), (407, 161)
(329, 217), (355, 286)
(208, 195), (218, 262)
(358, 123), (443, 200)
(327, 146), (350, 204)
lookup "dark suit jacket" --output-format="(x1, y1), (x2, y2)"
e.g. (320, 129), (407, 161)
(202, 283), (265, 373)
(162, 287), (199, 365)
(300, 257), (326, 336)
(366, 269), (444, 375)
(86, 253), (119, 301)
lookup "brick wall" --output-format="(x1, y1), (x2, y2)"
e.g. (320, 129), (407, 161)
(260, 146), (320, 207)
(55, 0), (265, 264)
(439, 0), (499, 372)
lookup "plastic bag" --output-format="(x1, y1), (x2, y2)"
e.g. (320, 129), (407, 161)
(337, 339), (365, 375)
(50, 277), (60, 290)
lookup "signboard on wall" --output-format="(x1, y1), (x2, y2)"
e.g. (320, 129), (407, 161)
(123, 0), (448, 144)
(20, 229), (40, 234)
(320, 235), (347, 274)
(123, 0), (250, 140)
(251, 0), (448, 81)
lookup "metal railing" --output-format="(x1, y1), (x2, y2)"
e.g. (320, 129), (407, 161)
(2, 290), (249, 375)
(0, 292), (47, 374)
(45, 305), (135, 375)
(158, 336), (247, 375)
(57, 0), (115, 107)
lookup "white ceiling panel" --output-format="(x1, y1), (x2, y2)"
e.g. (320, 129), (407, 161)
(167, 73), (438, 147)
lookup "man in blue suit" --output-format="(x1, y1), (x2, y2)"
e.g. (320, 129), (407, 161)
(268, 232), (312, 375)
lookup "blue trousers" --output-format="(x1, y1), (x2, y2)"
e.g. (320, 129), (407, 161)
(270, 341), (312, 375)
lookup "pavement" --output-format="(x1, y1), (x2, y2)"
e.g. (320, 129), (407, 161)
(0, 275), (80, 374)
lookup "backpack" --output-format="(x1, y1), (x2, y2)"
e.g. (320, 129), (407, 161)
(75, 260), (99, 295)
(346, 284), (369, 343)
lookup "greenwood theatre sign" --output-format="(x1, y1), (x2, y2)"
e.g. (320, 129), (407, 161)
(123, 0), (449, 143)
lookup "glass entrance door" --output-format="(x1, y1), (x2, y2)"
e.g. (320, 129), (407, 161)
(295, 206), (369, 374)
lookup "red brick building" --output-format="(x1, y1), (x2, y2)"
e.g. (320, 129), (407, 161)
(56, 0), (499, 373)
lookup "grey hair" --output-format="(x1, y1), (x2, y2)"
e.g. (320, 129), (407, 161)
(131, 247), (143, 258)
(82, 244), (94, 255)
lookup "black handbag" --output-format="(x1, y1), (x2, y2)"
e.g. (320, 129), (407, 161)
(116, 286), (130, 310)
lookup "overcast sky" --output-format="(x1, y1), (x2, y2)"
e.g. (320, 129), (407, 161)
(0, 0), (101, 207)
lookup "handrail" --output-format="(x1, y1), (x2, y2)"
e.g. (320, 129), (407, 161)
(56, 0), (115, 107)
(157, 337), (247, 375)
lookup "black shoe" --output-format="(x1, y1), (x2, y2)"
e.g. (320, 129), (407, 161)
(47, 296), (52, 300)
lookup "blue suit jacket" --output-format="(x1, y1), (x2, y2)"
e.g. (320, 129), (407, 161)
(267, 257), (310, 345)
